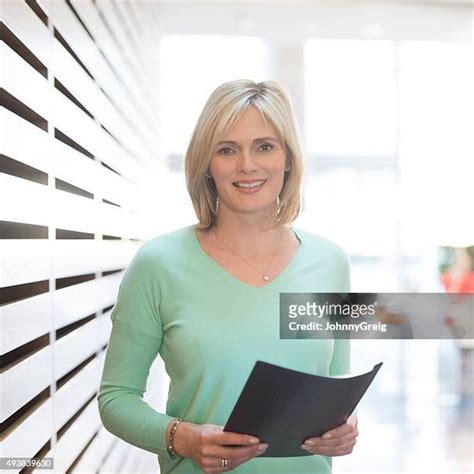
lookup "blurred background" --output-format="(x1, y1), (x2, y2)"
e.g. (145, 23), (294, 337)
(1, 0), (473, 472)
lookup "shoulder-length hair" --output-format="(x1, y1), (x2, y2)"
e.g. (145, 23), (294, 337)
(185, 79), (304, 230)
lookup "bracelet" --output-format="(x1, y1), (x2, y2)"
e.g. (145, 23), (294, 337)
(167, 418), (184, 459)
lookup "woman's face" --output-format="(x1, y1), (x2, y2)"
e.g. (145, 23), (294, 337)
(208, 106), (287, 220)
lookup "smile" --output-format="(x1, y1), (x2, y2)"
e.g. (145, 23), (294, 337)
(232, 179), (266, 189)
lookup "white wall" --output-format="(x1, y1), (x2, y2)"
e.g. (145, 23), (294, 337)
(1, 0), (169, 472)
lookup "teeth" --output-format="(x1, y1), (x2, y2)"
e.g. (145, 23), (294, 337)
(234, 180), (266, 189)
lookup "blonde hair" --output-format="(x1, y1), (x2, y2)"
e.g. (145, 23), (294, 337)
(185, 79), (304, 230)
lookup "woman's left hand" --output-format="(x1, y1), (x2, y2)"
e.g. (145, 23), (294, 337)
(301, 415), (358, 456)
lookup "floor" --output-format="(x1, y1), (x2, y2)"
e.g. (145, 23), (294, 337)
(334, 340), (474, 473)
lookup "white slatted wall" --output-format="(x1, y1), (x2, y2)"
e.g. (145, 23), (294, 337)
(1, 1), (169, 472)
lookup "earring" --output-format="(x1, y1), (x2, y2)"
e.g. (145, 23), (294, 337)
(285, 166), (291, 172)
(205, 172), (212, 179)
(215, 197), (219, 214)
(276, 196), (281, 216)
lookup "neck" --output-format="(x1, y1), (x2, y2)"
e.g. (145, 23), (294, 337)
(212, 205), (287, 258)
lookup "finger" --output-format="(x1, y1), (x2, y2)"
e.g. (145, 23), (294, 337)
(200, 453), (237, 474)
(210, 457), (235, 472)
(231, 443), (268, 466)
(321, 421), (354, 440)
(206, 446), (266, 474)
(305, 439), (356, 457)
(330, 440), (357, 456)
(227, 447), (268, 472)
(319, 435), (358, 450)
(309, 430), (358, 448)
(303, 428), (348, 447)
(347, 414), (358, 428)
(211, 443), (268, 461)
(302, 433), (358, 451)
(212, 430), (260, 447)
(303, 428), (353, 448)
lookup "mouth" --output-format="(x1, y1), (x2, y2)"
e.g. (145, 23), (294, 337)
(232, 179), (267, 189)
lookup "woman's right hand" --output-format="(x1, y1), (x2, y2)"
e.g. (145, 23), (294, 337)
(170, 421), (268, 473)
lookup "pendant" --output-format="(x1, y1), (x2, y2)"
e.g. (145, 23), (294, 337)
(263, 275), (270, 281)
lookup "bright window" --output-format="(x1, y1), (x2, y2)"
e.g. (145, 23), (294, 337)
(304, 39), (397, 157)
(159, 35), (270, 157)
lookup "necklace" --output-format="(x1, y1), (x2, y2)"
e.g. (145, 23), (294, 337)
(212, 227), (284, 281)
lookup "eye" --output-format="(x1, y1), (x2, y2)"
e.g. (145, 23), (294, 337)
(217, 147), (235, 155)
(258, 143), (274, 152)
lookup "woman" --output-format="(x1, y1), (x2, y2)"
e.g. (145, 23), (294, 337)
(98, 79), (358, 473)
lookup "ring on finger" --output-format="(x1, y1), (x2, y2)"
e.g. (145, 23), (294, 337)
(221, 458), (229, 470)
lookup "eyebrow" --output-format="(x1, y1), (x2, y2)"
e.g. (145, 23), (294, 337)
(216, 137), (279, 146)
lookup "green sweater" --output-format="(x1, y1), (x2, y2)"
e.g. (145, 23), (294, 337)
(98, 224), (351, 473)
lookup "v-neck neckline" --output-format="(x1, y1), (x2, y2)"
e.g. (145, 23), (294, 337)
(190, 223), (305, 291)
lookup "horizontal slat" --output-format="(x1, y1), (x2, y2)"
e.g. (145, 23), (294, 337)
(0, 239), (139, 287)
(51, 87), (111, 160)
(53, 106), (156, 190)
(1, 398), (53, 459)
(1, 315), (109, 421)
(52, 242), (135, 279)
(54, 351), (105, 432)
(45, 398), (102, 473)
(73, 427), (116, 473)
(1, 276), (118, 354)
(53, 277), (118, 330)
(130, 455), (154, 474)
(70, 0), (154, 135)
(134, 450), (161, 474)
(91, 0), (159, 152)
(47, 0), (116, 92)
(127, 0), (151, 39)
(120, 443), (152, 474)
(1, 42), (51, 120)
(1, 241), (51, 287)
(100, 439), (130, 474)
(1, 107), (50, 169)
(0, 108), (148, 203)
(51, 38), (147, 168)
(48, 0), (154, 164)
(53, 86), (155, 177)
(1, 291), (52, 355)
(51, 130), (146, 206)
(110, 0), (149, 77)
(54, 315), (111, 381)
(51, 37), (104, 120)
(1, 346), (51, 422)
(1, 174), (54, 228)
(0, 173), (146, 238)
(1, 0), (51, 68)
(71, 0), (138, 94)
(92, 0), (148, 93)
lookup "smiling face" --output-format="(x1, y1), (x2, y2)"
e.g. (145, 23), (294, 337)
(208, 106), (288, 220)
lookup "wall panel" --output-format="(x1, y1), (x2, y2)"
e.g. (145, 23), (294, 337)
(1, 1), (167, 472)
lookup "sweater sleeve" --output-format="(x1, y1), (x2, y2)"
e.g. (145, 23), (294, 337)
(327, 245), (358, 420)
(97, 243), (175, 460)
(329, 245), (351, 377)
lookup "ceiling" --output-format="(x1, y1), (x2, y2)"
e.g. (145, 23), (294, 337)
(157, 0), (473, 4)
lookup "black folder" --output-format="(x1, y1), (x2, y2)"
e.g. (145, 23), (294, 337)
(224, 361), (382, 457)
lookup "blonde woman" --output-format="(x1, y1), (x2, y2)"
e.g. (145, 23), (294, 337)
(98, 79), (358, 473)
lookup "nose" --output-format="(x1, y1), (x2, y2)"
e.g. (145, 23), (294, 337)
(236, 149), (258, 173)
